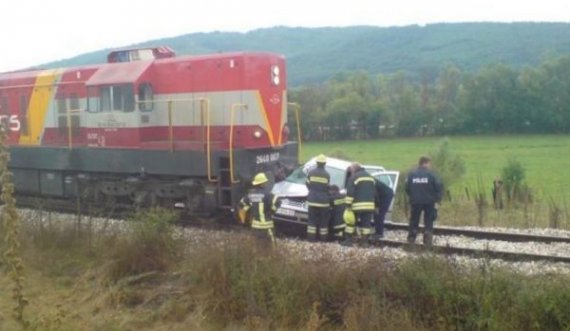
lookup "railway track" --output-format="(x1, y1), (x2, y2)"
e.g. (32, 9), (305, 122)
(375, 239), (570, 264)
(13, 197), (570, 265)
(385, 221), (570, 243)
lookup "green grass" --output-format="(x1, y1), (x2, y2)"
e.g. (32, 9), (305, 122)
(303, 135), (570, 201)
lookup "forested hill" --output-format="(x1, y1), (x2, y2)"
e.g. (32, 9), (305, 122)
(44, 23), (570, 85)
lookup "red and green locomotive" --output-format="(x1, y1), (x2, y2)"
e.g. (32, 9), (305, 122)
(0, 46), (299, 212)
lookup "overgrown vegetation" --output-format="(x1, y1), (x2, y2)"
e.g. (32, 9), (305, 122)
(0, 126), (28, 327)
(501, 156), (530, 204)
(429, 138), (465, 194)
(3, 210), (570, 330)
(105, 208), (180, 282)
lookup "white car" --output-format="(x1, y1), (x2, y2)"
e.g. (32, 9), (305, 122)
(271, 156), (399, 233)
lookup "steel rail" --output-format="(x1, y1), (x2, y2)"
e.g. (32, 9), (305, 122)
(384, 221), (570, 243)
(375, 239), (570, 264)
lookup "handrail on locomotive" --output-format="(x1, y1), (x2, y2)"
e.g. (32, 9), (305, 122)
(229, 103), (248, 184)
(65, 97), (216, 183)
(63, 98), (302, 189)
(287, 102), (302, 162)
(139, 97), (215, 182)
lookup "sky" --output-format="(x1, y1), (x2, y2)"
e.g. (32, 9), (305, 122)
(0, 0), (568, 72)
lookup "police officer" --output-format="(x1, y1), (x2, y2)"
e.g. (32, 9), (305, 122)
(238, 172), (280, 244)
(372, 179), (394, 240)
(342, 163), (376, 246)
(329, 185), (346, 241)
(405, 156), (443, 246)
(305, 154), (331, 241)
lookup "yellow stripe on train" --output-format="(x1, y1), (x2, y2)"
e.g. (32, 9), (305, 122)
(19, 69), (61, 145)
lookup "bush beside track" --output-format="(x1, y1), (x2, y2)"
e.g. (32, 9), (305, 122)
(3, 209), (570, 330)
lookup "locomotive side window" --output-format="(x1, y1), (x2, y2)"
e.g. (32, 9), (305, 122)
(86, 87), (98, 113)
(69, 93), (80, 111)
(19, 95), (28, 135)
(57, 94), (67, 114)
(138, 83), (153, 111)
(99, 85), (135, 112)
(100, 87), (112, 111)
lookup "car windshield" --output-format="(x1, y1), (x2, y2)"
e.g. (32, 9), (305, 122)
(374, 173), (395, 189)
(285, 165), (348, 188)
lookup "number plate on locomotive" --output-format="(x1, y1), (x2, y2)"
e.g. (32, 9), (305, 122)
(256, 152), (280, 164)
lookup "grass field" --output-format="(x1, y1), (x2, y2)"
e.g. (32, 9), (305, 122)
(303, 135), (570, 200)
(303, 135), (570, 228)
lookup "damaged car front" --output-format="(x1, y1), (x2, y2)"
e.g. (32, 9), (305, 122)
(271, 157), (399, 235)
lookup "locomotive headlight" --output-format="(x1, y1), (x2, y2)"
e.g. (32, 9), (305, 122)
(253, 130), (262, 138)
(271, 65), (280, 86)
(272, 75), (280, 85)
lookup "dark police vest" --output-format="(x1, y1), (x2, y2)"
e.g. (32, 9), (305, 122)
(405, 167), (443, 205)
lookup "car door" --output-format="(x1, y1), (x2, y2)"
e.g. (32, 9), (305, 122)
(371, 170), (400, 221)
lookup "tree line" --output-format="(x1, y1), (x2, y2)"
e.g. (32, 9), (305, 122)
(289, 56), (570, 140)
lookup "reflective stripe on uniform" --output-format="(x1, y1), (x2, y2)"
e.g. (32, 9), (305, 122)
(352, 202), (375, 211)
(252, 220), (274, 229)
(307, 202), (330, 207)
(307, 226), (317, 234)
(345, 226), (355, 234)
(253, 201), (275, 230)
(319, 228), (329, 235)
(354, 176), (375, 185)
(345, 196), (354, 204)
(272, 195), (279, 211)
(358, 227), (372, 235)
(333, 198), (345, 205)
(333, 223), (346, 230)
(309, 176), (329, 184)
(268, 229), (275, 243)
(259, 202), (266, 223)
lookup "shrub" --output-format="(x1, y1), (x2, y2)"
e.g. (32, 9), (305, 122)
(105, 208), (180, 282)
(501, 156), (531, 204)
(429, 138), (465, 194)
(0, 125), (28, 326)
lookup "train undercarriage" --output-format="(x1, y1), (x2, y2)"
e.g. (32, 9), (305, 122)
(9, 142), (299, 214)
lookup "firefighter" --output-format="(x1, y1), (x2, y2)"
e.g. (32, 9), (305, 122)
(372, 179), (394, 240)
(329, 185), (346, 241)
(238, 172), (280, 244)
(342, 163), (376, 246)
(405, 156), (443, 247)
(305, 154), (331, 241)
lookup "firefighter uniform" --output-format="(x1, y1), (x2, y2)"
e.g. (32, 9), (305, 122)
(329, 186), (346, 241)
(373, 179), (395, 239)
(238, 173), (279, 243)
(305, 154), (331, 241)
(343, 167), (376, 245)
(405, 166), (443, 246)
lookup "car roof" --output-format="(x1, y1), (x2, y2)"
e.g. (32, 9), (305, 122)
(305, 156), (385, 172)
